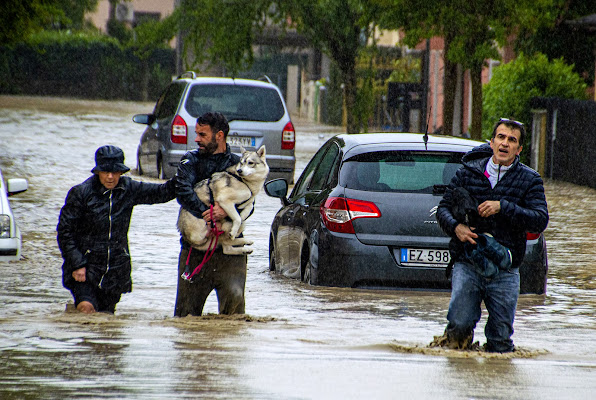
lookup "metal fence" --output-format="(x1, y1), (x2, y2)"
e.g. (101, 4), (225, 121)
(531, 97), (596, 188)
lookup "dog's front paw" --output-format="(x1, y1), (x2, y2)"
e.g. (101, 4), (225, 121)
(240, 246), (254, 254)
(229, 229), (240, 240)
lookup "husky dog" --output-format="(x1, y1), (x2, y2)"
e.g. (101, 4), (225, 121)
(177, 145), (269, 255)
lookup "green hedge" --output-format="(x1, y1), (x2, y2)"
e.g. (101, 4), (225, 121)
(0, 31), (175, 101)
(483, 52), (588, 143)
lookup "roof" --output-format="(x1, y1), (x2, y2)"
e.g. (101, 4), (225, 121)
(335, 132), (485, 147)
(175, 72), (277, 88)
(333, 133), (486, 158)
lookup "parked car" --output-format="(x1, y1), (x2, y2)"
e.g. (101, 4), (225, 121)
(0, 168), (28, 261)
(132, 72), (296, 183)
(265, 133), (548, 294)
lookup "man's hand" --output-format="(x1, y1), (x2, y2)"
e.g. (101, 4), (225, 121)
(72, 267), (86, 282)
(478, 200), (500, 218)
(202, 202), (228, 223)
(455, 223), (478, 245)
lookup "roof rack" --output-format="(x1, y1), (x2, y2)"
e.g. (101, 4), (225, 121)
(258, 75), (273, 84)
(177, 71), (197, 80)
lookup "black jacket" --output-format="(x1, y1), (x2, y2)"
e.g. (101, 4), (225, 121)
(57, 175), (176, 293)
(437, 144), (549, 268)
(175, 145), (240, 219)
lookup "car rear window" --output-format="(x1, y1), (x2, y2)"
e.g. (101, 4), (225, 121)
(342, 151), (465, 193)
(185, 84), (285, 122)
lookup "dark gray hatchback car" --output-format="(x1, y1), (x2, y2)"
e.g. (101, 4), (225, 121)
(265, 133), (548, 294)
(132, 73), (296, 182)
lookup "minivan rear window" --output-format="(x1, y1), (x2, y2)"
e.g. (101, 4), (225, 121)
(342, 151), (464, 193)
(185, 84), (285, 122)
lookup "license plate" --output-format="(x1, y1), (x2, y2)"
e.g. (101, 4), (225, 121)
(400, 248), (450, 267)
(227, 136), (255, 147)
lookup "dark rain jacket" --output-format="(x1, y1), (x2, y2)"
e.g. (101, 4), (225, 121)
(58, 175), (176, 293)
(175, 144), (240, 219)
(436, 144), (549, 269)
(175, 145), (241, 249)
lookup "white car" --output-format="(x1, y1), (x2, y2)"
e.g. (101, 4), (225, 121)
(0, 168), (28, 261)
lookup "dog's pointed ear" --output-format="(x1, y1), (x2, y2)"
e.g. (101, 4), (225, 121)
(240, 146), (246, 153)
(257, 145), (266, 159)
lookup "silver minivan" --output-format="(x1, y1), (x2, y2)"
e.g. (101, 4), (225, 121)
(132, 73), (296, 183)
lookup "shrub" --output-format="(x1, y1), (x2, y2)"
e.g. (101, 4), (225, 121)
(483, 52), (588, 144)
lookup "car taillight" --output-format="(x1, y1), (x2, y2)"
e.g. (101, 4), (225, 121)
(281, 121), (295, 150)
(526, 232), (541, 240)
(320, 197), (381, 234)
(171, 115), (187, 144)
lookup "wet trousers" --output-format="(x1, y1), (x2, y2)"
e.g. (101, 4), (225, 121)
(446, 261), (520, 353)
(69, 281), (122, 313)
(174, 246), (247, 317)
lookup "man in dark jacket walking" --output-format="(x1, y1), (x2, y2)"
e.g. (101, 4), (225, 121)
(58, 145), (176, 314)
(174, 112), (247, 317)
(435, 118), (549, 352)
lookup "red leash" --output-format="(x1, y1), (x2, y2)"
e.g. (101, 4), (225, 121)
(181, 205), (223, 282)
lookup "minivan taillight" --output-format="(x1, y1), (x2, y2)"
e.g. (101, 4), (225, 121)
(281, 121), (295, 150)
(320, 197), (381, 234)
(171, 115), (187, 144)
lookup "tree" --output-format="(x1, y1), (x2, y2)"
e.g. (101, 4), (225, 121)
(170, 0), (383, 133)
(0, 0), (98, 45)
(275, 1), (384, 133)
(1, 0), (62, 45)
(377, 0), (557, 139)
(54, 0), (99, 30)
(515, 1), (596, 87)
(483, 52), (587, 144)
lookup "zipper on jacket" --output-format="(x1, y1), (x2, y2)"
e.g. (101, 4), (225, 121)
(98, 190), (113, 289)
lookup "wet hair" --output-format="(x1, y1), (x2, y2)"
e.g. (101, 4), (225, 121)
(491, 118), (526, 146)
(197, 112), (229, 138)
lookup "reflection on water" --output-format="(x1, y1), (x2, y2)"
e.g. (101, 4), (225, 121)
(1, 96), (596, 399)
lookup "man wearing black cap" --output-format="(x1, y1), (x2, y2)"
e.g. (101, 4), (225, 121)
(57, 145), (176, 314)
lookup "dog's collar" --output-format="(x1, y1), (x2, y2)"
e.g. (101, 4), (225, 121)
(207, 172), (255, 208)
(229, 172), (243, 182)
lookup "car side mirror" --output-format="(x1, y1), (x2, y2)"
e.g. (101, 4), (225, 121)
(7, 178), (28, 196)
(265, 179), (289, 205)
(132, 114), (156, 125)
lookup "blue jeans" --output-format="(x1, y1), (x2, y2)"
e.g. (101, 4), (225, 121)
(446, 261), (520, 352)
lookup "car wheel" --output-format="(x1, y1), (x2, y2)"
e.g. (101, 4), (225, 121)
(157, 155), (167, 179)
(520, 258), (548, 295)
(300, 242), (311, 284)
(268, 235), (276, 272)
(137, 151), (144, 175)
(520, 265), (547, 294)
(303, 261), (312, 285)
(520, 240), (548, 294)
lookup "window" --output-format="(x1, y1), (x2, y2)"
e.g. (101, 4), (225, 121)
(133, 12), (161, 28)
(308, 143), (340, 191)
(154, 83), (186, 120)
(342, 151), (464, 193)
(185, 84), (284, 121)
(290, 142), (333, 201)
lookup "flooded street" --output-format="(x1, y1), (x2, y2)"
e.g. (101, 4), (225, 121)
(1, 95), (595, 399)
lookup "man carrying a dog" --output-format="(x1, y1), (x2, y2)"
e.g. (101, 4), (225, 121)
(58, 145), (177, 314)
(174, 112), (247, 317)
(434, 118), (549, 352)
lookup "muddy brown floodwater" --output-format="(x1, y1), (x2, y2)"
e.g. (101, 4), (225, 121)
(1, 95), (595, 399)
